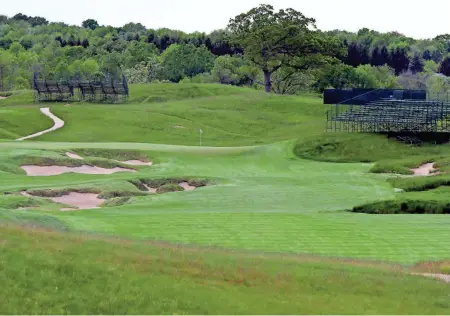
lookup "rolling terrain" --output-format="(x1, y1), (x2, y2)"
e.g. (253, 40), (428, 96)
(0, 84), (449, 314)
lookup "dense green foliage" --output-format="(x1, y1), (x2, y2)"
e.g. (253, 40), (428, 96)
(227, 5), (344, 92)
(1, 6), (449, 94)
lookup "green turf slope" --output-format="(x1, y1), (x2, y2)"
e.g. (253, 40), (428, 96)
(30, 85), (325, 146)
(1, 84), (450, 314)
(1, 141), (449, 263)
(0, 106), (54, 140)
(1, 226), (449, 315)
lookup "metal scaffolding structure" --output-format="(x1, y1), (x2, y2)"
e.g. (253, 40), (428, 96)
(33, 73), (129, 103)
(326, 89), (450, 135)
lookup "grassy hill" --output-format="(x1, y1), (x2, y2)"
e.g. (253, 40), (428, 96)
(0, 84), (324, 145)
(2, 225), (449, 315)
(0, 83), (449, 314)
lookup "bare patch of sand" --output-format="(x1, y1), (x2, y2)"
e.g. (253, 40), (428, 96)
(410, 163), (439, 176)
(120, 160), (153, 166)
(17, 206), (38, 210)
(173, 125), (185, 129)
(50, 192), (105, 210)
(179, 182), (196, 191)
(21, 165), (135, 176)
(413, 273), (450, 283)
(60, 208), (78, 212)
(20, 191), (32, 197)
(0, 96), (8, 100)
(143, 184), (158, 194)
(65, 152), (84, 160)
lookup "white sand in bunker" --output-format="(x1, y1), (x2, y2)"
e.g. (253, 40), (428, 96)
(179, 182), (196, 191)
(65, 152), (84, 160)
(21, 165), (136, 176)
(0, 96), (8, 100)
(410, 163), (439, 176)
(143, 184), (158, 193)
(50, 192), (105, 210)
(120, 160), (153, 166)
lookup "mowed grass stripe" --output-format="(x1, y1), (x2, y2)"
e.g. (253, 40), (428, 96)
(2, 226), (449, 314)
(46, 211), (450, 263)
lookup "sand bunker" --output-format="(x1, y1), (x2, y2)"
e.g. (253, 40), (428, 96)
(179, 182), (196, 191)
(21, 165), (135, 176)
(120, 160), (153, 166)
(20, 191), (104, 211)
(64, 153), (152, 166)
(50, 192), (105, 210)
(143, 184), (158, 194)
(65, 152), (84, 160)
(410, 163), (439, 176)
(173, 125), (185, 129)
(0, 96), (8, 100)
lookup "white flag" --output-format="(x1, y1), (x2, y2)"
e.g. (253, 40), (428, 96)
(200, 129), (203, 134)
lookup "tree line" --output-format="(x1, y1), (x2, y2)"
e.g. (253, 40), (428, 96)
(0, 7), (449, 94)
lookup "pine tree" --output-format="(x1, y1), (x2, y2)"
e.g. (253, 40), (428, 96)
(346, 42), (361, 67)
(439, 56), (450, 76)
(380, 46), (390, 65)
(409, 54), (424, 74)
(390, 48), (410, 75)
(81, 39), (90, 48)
(423, 50), (432, 60)
(359, 45), (370, 65)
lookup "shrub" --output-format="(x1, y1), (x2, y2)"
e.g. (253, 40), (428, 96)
(102, 197), (131, 207)
(156, 184), (184, 194)
(187, 179), (209, 187)
(98, 191), (148, 199)
(129, 180), (148, 191)
(351, 199), (450, 214)
(440, 265), (450, 275)
(388, 175), (450, 192)
(73, 149), (149, 162)
(370, 163), (412, 175)
(140, 178), (211, 189)
(27, 188), (100, 198)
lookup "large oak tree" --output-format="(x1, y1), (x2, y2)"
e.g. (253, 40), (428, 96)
(228, 4), (344, 92)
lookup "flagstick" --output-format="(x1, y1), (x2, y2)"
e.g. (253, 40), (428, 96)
(200, 129), (202, 146)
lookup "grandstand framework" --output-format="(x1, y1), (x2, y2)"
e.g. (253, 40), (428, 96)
(33, 73), (129, 103)
(327, 90), (450, 135)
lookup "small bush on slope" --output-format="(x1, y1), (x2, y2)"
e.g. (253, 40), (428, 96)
(294, 133), (450, 163)
(351, 199), (450, 214)
(157, 183), (184, 194)
(389, 175), (450, 192)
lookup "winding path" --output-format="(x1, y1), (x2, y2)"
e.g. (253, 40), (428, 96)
(17, 108), (64, 141)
